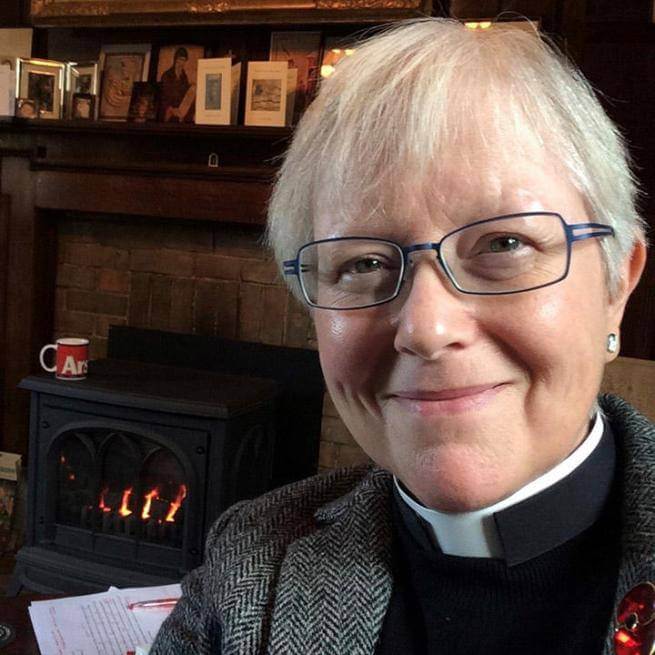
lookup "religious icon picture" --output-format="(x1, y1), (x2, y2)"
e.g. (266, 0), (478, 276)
(98, 44), (151, 120)
(128, 82), (159, 123)
(156, 44), (205, 123)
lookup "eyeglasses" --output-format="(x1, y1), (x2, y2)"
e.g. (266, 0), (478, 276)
(283, 212), (615, 310)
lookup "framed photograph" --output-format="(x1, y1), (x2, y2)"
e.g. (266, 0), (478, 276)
(98, 44), (151, 120)
(127, 82), (159, 123)
(66, 61), (98, 118)
(30, 0), (430, 26)
(270, 31), (321, 124)
(71, 93), (95, 119)
(195, 58), (241, 126)
(16, 58), (66, 119)
(244, 61), (288, 127)
(156, 45), (205, 123)
(15, 97), (39, 119)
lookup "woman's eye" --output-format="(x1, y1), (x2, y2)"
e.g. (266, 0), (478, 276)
(350, 258), (384, 274)
(482, 234), (524, 253)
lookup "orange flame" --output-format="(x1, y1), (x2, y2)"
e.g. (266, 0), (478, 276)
(141, 487), (159, 520)
(119, 487), (133, 517)
(165, 485), (187, 523)
(98, 487), (111, 513)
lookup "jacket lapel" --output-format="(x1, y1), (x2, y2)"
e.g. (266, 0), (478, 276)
(268, 468), (394, 655)
(601, 395), (655, 655)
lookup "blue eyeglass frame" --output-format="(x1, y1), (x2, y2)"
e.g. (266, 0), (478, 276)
(283, 211), (615, 310)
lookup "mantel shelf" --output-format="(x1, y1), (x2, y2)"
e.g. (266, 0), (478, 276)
(0, 118), (293, 142)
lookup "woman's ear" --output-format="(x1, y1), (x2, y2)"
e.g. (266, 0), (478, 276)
(607, 240), (647, 330)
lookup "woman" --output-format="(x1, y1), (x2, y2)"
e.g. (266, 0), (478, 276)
(152, 18), (652, 654)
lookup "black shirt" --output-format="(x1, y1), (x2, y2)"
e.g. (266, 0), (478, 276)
(376, 422), (621, 654)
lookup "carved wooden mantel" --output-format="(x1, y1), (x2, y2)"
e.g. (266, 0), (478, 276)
(0, 119), (291, 456)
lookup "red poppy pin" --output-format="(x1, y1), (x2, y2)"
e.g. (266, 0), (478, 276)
(614, 582), (655, 655)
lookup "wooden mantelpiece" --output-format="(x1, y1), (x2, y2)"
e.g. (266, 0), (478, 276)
(0, 119), (291, 456)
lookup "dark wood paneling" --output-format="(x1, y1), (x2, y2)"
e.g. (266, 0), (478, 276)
(1, 157), (38, 455)
(34, 170), (271, 224)
(581, 24), (655, 360)
(0, 0), (23, 26)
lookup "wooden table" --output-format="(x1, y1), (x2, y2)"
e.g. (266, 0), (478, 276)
(0, 594), (59, 654)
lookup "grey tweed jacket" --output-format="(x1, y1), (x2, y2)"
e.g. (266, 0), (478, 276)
(151, 395), (655, 655)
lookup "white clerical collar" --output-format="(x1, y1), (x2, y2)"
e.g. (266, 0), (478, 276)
(394, 412), (605, 559)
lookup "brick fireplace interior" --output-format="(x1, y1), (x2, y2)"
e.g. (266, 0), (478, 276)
(54, 212), (369, 472)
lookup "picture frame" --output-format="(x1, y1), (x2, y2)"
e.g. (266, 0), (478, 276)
(71, 93), (95, 120)
(195, 58), (241, 126)
(66, 61), (98, 118)
(244, 61), (288, 127)
(30, 0), (430, 27)
(16, 57), (66, 119)
(156, 44), (205, 123)
(98, 44), (151, 120)
(127, 82), (159, 123)
(15, 97), (39, 119)
(270, 31), (321, 124)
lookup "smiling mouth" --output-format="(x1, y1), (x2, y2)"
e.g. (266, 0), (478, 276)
(388, 383), (507, 415)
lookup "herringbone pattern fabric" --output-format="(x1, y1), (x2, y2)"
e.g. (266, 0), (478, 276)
(600, 395), (655, 655)
(151, 394), (655, 655)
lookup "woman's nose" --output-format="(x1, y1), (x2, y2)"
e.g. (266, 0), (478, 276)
(392, 259), (477, 360)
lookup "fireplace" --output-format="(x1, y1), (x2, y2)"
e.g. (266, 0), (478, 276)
(9, 329), (324, 595)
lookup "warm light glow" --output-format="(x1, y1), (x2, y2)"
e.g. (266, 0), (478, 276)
(331, 48), (342, 54)
(321, 65), (335, 78)
(119, 487), (133, 517)
(465, 21), (492, 30)
(68, 473), (75, 481)
(141, 487), (159, 520)
(165, 485), (187, 523)
(60, 455), (66, 464)
(98, 487), (111, 513)
(344, 49), (355, 56)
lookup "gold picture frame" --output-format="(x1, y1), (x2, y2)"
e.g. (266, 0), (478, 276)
(16, 57), (66, 119)
(31, 0), (431, 26)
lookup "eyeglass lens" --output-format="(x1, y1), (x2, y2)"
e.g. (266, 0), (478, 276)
(298, 214), (570, 309)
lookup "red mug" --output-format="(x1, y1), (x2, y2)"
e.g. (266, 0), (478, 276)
(39, 338), (89, 380)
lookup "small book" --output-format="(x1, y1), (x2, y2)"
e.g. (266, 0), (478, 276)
(244, 61), (288, 127)
(195, 57), (241, 126)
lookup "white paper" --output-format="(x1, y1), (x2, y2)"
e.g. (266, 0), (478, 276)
(29, 583), (181, 655)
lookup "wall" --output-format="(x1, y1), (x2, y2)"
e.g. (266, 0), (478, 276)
(55, 215), (370, 471)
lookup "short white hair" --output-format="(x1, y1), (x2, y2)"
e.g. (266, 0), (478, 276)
(267, 17), (646, 298)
